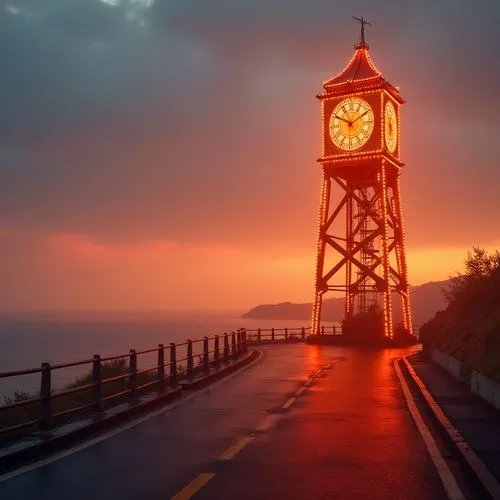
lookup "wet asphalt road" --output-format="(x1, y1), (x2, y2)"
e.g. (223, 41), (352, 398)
(0, 344), (450, 499)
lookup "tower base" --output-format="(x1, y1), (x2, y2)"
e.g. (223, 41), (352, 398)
(306, 331), (417, 348)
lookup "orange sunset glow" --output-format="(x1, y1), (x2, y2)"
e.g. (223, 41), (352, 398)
(1, 1), (499, 313)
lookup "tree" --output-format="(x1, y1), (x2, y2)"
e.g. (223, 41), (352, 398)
(421, 248), (500, 379)
(442, 247), (500, 308)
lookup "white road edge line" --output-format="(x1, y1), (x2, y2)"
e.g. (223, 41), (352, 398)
(0, 350), (265, 485)
(394, 358), (466, 500)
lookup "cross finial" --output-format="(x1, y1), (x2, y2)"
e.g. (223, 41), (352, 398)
(352, 16), (371, 48)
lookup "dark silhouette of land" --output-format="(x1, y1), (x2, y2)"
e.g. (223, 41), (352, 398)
(243, 278), (450, 326)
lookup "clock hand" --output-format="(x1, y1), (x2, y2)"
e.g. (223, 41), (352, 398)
(333, 114), (352, 125)
(352, 110), (369, 124)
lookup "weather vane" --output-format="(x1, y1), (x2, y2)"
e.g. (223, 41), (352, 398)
(352, 16), (371, 46)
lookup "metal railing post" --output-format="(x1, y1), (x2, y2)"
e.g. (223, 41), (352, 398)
(187, 340), (193, 377)
(236, 330), (241, 355)
(129, 349), (137, 400)
(242, 329), (247, 353)
(271, 328), (275, 341)
(257, 328), (261, 344)
(203, 337), (209, 372)
(157, 344), (165, 391)
(40, 362), (52, 430)
(321, 325), (325, 335)
(231, 332), (236, 357)
(214, 335), (220, 366)
(333, 326), (337, 335)
(285, 328), (288, 341)
(302, 327), (305, 340)
(92, 355), (103, 411)
(223, 333), (229, 362)
(170, 343), (177, 384)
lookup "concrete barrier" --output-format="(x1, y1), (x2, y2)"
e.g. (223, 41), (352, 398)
(431, 348), (500, 411)
(470, 371), (500, 411)
(430, 349), (464, 380)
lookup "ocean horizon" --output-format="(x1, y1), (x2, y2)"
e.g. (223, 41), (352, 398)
(0, 310), (316, 397)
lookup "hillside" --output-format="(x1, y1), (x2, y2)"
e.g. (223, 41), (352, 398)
(420, 249), (500, 381)
(243, 278), (449, 327)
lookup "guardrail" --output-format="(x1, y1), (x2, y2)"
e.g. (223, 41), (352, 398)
(244, 324), (418, 341)
(0, 330), (248, 437)
(0, 324), (345, 438)
(246, 325), (340, 342)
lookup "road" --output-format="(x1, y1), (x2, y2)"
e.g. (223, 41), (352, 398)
(0, 344), (454, 499)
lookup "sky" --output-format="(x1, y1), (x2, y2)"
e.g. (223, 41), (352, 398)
(1, 0), (500, 312)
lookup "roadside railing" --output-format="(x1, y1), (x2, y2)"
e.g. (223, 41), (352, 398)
(0, 330), (248, 437)
(0, 323), (348, 438)
(246, 325), (341, 343)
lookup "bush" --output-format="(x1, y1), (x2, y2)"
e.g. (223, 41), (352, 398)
(0, 359), (152, 436)
(421, 248), (500, 381)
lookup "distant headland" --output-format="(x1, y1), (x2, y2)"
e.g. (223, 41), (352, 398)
(242, 279), (451, 327)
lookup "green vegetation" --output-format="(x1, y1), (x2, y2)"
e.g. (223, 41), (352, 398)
(0, 359), (155, 435)
(1, 340), (246, 438)
(0, 354), (221, 437)
(420, 248), (500, 381)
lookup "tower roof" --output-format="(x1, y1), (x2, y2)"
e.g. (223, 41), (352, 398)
(323, 45), (381, 90)
(319, 43), (404, 103)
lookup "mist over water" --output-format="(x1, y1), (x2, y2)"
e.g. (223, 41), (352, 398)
(0, 311), (313, 397)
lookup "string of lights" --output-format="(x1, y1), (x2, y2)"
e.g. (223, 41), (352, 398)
(311, 24), (414, 343)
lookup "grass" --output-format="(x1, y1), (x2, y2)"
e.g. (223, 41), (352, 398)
(421, 248), (500, 383)
(0, 350), (242, 438)
(0, 359), (159, 437)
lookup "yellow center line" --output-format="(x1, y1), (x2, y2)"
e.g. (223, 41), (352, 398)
(282, 397), (296, 409)
(294, 386), (307, 397)
(171, 472), (215, 500)
(218, 435), (254, 461)
(256, 413), (281, 432)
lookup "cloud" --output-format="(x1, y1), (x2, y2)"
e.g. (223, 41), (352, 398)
(0, 226), (315, 310)
(0, 0), (499, 253)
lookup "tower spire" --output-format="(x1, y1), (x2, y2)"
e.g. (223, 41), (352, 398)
(352, 16), (371, 48)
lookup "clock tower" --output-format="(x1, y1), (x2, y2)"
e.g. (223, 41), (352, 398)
(311, 19), (414, 341)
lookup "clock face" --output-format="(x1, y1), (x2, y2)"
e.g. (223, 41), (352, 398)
(384, 101), (398, 153)
(329, 97), (374, 151)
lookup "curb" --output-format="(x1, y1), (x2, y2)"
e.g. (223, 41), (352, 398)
(401, 356), (500, 500)
(0, 351), (257, 474)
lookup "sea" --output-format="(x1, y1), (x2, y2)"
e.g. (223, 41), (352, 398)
(0, 311), (313, 399)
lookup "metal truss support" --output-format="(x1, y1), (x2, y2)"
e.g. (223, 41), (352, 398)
(311, 163), (413, 338)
